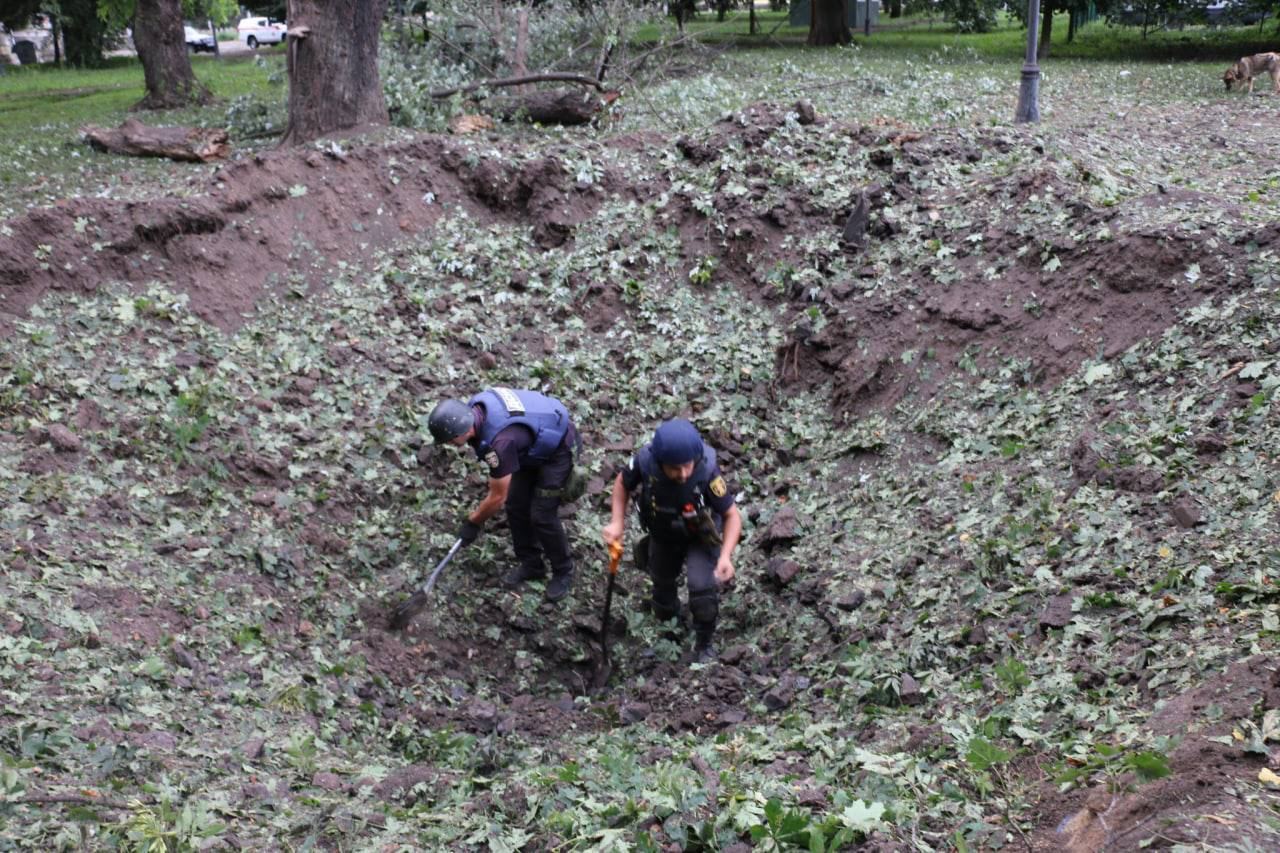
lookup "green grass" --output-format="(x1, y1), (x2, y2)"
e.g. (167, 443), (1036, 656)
(0, 52), (284, 219)
(635, 8), (1280, 61)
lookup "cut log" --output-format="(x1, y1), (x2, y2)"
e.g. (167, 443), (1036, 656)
(487, 89), (615, 126)
(82, 119), (230, 163)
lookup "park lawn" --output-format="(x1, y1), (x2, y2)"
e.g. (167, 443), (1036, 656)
(637, 8), (1279, 61)
(0, 52), (284, 220)
(0, 12), (1268, 219)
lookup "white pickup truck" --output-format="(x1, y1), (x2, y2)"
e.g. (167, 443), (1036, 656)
(236, 17), (286, 49)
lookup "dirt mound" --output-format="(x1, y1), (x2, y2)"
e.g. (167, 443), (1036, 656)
(0, 135), (611, 332)
(6, 107), (1266, 423)
(1037, 656), (1280, 851)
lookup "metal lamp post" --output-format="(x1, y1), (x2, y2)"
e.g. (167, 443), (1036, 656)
(1014, 0), (1041, 123)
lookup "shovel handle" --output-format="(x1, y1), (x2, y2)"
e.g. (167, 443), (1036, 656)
(607, 540), (623, 576)
(421, 537), (465, 596)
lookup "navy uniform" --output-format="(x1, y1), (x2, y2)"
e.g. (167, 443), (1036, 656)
(603, 419), (741, 662)
(428, 388), (579, 602)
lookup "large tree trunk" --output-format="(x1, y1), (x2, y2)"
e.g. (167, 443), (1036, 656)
(890, 0), (902, 18)
(809, 0), (851, 45)
(1037, 2), (1053, 59)
(281, 0), (390, 146)
(133, 0), (212, 110)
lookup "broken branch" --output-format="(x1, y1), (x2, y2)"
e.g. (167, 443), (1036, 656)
(430, 73), (606, 99)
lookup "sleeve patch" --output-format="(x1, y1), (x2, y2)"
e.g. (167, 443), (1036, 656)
(484, 451), (501, 469)
(709, 476), (727, 498)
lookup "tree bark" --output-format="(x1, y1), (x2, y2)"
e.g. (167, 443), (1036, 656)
(132, 0), (212, 110)
(281, 0), (390, 146)
(1037, 2), (1053, 59)
(809, 0), (851, 45)
(82, 118), (231, 162)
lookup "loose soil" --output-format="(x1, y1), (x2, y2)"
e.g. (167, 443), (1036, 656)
(4, 98), (1278, 847)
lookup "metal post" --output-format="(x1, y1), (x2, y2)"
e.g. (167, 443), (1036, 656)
(864, 0), (872, 36)
(1014, 0), (1041, 123)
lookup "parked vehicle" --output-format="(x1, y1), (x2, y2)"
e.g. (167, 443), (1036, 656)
(184, 25), (216, 53)
(1206, 1), (1270, 26)
(236, 17), (286, 49)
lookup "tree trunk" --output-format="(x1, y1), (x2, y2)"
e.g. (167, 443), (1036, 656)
(750, 2), (757, 34)
(51, 15), (62, 66)
(208, 19), (220, 58)
(890, 0), (902, 18)
(281, 0), (390, 146)
(133, 0), (212, 110)
(1037, 2), (1053, 59)
(1067, 8), (1075, 43)
(809, 0), (851, 45)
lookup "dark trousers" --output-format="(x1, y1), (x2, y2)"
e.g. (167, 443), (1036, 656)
(648, 535), (719, 640)
(506, 444), (574, 578)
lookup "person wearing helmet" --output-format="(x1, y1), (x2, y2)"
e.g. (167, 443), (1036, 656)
(601, 418), (741, 663)
(427, 387), (580, 602)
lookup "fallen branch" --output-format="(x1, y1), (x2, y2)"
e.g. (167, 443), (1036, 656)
(82, 118), (230, 163)
(430, 72), (605, 99)
(10, 793), (141, 810)
(487, 88), (615, 126)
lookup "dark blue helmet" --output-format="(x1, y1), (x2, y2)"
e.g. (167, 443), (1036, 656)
(651, 419), (703, 465)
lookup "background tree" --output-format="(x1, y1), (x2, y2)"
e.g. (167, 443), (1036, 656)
(61, 0), (108, 65)
(185, 0), (235, 22)
(937, 0), (1001, 32)
(809, 0), (850, 44)
(281, 0), (390, 145)
(132, 0), (212, 107)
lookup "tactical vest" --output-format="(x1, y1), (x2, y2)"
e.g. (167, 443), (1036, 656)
(469, 387), (570, 464)
(636, 444), (720, 541)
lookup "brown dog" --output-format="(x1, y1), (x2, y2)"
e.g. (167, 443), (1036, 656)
(1223, 52), (1280, 94)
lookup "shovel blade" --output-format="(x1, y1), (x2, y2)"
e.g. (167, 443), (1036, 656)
(388, 590), (428, 632)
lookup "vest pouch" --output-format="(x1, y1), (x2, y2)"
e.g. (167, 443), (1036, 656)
(560, 467), (587, 503)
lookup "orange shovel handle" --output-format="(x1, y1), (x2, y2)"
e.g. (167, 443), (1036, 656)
(607, 540), (623, 576)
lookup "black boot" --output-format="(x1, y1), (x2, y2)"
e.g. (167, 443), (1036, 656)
(502, 563), (546, 589)
(689, 588), (718, 665)
(693, 630), (717, 664)
(544, 570), (573, 603)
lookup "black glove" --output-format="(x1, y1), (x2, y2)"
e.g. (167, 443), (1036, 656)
(458, 520), (481, 545)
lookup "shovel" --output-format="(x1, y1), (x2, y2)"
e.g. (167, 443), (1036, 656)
(592, 539), (625, 690)
(387, 538), (464, 631)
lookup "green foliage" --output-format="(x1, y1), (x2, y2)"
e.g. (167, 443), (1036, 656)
(1055, 742), (1173, 792)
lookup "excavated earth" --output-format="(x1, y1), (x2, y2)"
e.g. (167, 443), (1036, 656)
(4, 102), (1279, 849)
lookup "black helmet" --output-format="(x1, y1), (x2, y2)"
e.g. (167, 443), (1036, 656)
(428, 399), (473, 444)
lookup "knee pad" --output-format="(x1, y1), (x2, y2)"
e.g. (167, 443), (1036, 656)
(688, 588), (718, 628)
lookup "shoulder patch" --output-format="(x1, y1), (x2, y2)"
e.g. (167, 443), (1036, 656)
(484, 450), (501, 469)
(709, 476), (728, 498)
